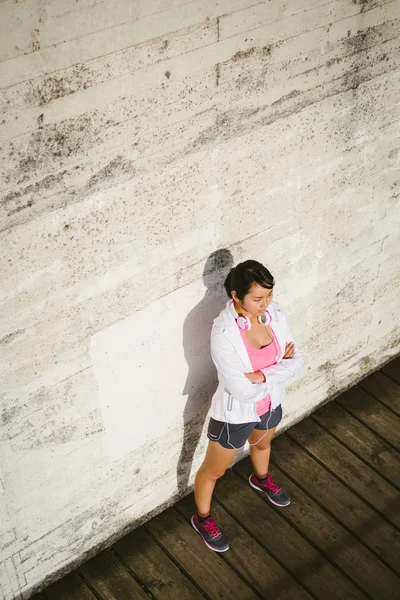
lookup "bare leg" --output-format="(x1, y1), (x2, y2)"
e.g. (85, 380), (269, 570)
(194, 440), (238, 516)
(248, 426), (277, 479)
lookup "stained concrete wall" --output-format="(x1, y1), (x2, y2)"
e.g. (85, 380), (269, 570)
(1, 0), (399, 598)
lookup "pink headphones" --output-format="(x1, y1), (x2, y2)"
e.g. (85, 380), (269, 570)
(236, 310), (271, 331)
(229, 300), (271, 330)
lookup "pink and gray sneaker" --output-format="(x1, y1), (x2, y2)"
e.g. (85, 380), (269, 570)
(191, 513), (230, 552)
(249, 473), (291, 507)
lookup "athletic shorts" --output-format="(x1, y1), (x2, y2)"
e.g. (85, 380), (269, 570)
(207, 404), (283, 450)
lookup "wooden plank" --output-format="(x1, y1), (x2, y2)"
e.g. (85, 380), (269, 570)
(336, 386), (400, 451)
(213, 468), (366, 600)
(381, 356), (400, 385)
(146, 506), (259, 600)
(78, 549), (150, 600)
(359, 370), (400, 416)
(45, 572), (97, 600)
(113, 526), (204, 600)
(176, 494), (313, 600)
(287, 418), (399, 527)
(311, 400), (400, 488)
(234, 457), (400, 600)
(271, 433), (400, 574)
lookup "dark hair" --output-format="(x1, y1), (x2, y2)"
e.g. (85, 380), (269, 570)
(224, 260), (274, 301)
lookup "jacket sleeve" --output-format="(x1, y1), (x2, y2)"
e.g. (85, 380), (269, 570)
(211, 329), (270, 404)
(261, 310), (304, 385)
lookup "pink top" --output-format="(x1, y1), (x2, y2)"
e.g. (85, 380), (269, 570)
(239, 327), (281, 416)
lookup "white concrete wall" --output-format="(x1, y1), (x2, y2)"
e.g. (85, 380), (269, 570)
(1, 0), (399, 597)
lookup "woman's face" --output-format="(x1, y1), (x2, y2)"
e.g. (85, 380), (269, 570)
(233, 283), (274, 317)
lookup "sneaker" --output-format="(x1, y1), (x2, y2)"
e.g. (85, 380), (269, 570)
(191, 513), (230, 552)
(249, 473), (291, 507)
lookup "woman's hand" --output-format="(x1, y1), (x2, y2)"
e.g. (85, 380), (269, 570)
(283, 342), (295, 358)
(244, 370), (266, 384)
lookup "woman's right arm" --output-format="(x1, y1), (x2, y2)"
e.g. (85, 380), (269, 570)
(211, 329), (270, 404)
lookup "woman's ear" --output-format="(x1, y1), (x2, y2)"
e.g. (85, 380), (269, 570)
(231, 290), (238, 303)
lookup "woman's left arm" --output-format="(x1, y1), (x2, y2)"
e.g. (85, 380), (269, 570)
(260, 312), (304, 385)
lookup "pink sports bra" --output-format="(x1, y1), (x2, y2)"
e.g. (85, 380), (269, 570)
(239, 327), (281, 416)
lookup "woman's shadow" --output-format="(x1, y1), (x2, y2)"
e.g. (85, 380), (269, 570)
(176, 249), (233, 496)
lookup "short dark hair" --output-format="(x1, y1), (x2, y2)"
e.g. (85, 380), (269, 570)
(224, 260), (274, 301)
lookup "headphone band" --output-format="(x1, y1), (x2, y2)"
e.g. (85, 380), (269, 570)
(228, 300), (271, 330)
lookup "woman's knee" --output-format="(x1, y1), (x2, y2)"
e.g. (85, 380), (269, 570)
(199, 462), (227, 481)
(250, 439), (271, 452)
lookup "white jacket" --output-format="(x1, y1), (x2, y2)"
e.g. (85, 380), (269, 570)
(209, 300), (304, 424)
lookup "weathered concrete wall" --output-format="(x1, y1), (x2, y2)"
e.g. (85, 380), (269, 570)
(1, 0), (399, 597)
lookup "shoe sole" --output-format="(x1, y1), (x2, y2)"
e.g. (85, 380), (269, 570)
(191, 516), (230, 553)
(249, 475), (291, 507)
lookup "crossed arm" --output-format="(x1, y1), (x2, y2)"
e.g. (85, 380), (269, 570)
(211, 310), (304, 403)
(245, 342), (296, 384)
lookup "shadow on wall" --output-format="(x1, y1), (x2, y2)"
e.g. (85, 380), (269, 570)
(177, 249), (233, 495)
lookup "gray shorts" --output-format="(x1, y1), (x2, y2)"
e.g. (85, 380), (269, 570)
(207, 404), (283, 450)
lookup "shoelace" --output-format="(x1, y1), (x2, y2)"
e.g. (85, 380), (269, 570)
(258, 474), (281, 494)
(203, 516), (221, 539)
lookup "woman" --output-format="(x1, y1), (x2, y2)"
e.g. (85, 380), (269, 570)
(191, 260), (304, 552)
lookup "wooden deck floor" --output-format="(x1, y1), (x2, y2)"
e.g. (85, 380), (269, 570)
(33, 357), (400, 600)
